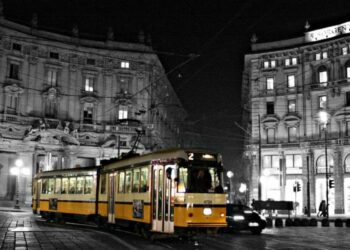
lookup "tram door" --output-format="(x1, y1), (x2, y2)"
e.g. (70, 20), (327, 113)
(36, 180), (41, 212)
(108, 173), (116, 223)
(152, 164), (174, 233)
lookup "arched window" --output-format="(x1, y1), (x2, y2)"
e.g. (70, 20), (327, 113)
(318, 66), (328, 86)
(344, 154), (350, 173)
(316, 155), (334, 174)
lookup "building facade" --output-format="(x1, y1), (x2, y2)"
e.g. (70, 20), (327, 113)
(242, 21), (350, 215)
(0, 16), (186, 205)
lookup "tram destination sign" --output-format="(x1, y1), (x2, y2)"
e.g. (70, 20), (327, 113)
(187, 152), (217, 162)
(305, 21), (350, 42)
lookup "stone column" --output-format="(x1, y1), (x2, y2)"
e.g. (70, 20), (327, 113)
(334, 146), (344, 214)
(309, 150), (317, 213)
(249, 149), (259, 203)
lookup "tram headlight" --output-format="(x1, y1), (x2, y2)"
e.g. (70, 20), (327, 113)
(203, 207), (212, 216)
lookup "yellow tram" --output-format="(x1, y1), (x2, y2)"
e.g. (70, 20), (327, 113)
(33, 149), (227, 235)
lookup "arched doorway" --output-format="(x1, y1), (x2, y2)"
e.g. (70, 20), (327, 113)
(315, 155), (335, 215)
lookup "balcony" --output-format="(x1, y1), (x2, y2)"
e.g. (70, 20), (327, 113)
(310, 82), (328, 90)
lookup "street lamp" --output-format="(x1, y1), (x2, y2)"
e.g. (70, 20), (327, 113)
(319, 110), (329, 218)
(10, 159), (29, 209)
(227, 171), (234, 203)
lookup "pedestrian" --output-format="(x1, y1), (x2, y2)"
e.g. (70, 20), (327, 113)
(304, 206), (308, 215)
(317, 200), (326, 217)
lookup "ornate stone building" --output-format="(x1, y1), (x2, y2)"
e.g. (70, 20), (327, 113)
(0, 15), (186, 205)
(242, 21), (350, 215)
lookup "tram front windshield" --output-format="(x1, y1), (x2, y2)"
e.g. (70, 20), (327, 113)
(177, 165), (223, 193)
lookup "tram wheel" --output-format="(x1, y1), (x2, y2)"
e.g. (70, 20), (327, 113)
(140, 226), (151, 239)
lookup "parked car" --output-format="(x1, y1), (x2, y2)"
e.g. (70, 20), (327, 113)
(226, 204), (267, 235)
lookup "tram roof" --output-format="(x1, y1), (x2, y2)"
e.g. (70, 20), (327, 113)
(102, 148), (218, 171)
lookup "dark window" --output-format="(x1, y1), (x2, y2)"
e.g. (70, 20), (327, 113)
(12, 43), (21, 51)
(346, 92), (350, 106)
(9, 63), (19, 79)
(266, 102), (274, 115)
(87, 58), (95, 65)
(49, 52), (59, 59)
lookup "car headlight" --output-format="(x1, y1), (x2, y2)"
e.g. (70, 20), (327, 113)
(203, 208), (212, 216)
(243, 210), (253, 214)
(233, 215), (245, 221)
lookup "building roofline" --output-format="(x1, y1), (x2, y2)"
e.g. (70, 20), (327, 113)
(0, 18), (154, 54)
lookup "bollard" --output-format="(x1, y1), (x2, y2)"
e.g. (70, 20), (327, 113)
(321, 218), (329, 227)
(275, 218), (283, 227)
(293, 218), (301, 226)
(345, 219), (350, 227)
(301, 218), (309, 226)
(334, 219), (343, 227)
(266, 217), (273, 228)
(309, 218), (317, 227)
(285, 218), (293, 227)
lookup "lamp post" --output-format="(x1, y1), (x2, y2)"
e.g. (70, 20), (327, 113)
(319, 110), (329, 218)
(10, 159), (29, 209)
(227, 171), (234, 203)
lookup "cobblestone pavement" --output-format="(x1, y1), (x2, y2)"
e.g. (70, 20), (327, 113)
(0, 211), (139, 250)
(2, 210), (350, 250)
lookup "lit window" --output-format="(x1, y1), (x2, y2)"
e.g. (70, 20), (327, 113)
(270, 60), (276, 68)
(47, 69), (57, 86)
(287, 75), (295, 88)
(322, 52), (328, 59)
(286, 155), (302, 168)
(264, 61), (269, 69)
(266, 102), (274, 115)
(288, 127), (297, 142)
(263, 155), (279, 168)
(132, 169), (140, 193)
(347, 66), (350, 79)
(319, 95), (327, 109)
(266, 77), (274, 90)
(316, 53), (321, 60)
(343, 47), (348, 55)
(85, 77), (94, 92)
(288, 100), (296, 113)
(118, 105), (128, 119)
(121, 61), (130, 69)
(319, 70), (328, 83)
(83, 103), (94, 123)
(292, 57), (297, 65)
(285, 59), (290, 66)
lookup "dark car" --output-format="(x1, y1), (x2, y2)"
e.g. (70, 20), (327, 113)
(226, 204), (267, 235)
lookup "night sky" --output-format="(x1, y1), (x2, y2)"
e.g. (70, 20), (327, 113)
(3, 0), (350, 180)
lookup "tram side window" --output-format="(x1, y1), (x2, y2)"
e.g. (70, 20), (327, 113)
(100, 174), (106, 194)
(69, 177), (76, 194)
(55, 178), (61, 194)
(118, 171), (125, 193)
(61, 178), (69, 194)
(178, 168), (188, 193)
(48, 178), (55, 194)
(84, 176), (93, 194)
(42, 179), (48, 194)
(140, 167), (149, 192)
(76, 177), (84, 194)
(125, 170), (132, 193)
(132, 169), (140, 192)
